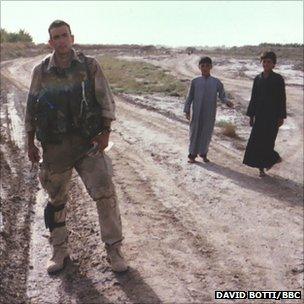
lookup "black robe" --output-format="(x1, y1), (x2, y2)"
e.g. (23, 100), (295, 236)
(243, 71), (286, 169)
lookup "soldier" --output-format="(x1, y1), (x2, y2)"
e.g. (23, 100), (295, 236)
(25, 20), (128, 274)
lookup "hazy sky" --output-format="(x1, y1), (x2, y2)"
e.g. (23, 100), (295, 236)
(1, 1), (303, 47)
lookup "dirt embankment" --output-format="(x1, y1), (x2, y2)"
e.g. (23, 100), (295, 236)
(0, 52), (303, 304)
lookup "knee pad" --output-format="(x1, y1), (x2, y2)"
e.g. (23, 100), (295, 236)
(44, 202), (66, 232)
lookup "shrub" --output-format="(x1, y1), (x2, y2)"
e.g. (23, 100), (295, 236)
(217, 120), (239, 138)
(1, 28), (33, 43)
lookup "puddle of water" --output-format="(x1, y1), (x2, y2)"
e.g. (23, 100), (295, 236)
(7, 92), (24, 149)
(26, 187), (62, 303)
(0, 182), (10, 236)
(0, 210), (3, 232)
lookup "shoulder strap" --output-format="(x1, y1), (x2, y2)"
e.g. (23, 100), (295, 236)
(77, 52), (90, 78)
(41, 56), (51, 73)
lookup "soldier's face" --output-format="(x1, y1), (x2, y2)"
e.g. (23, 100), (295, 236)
(49, 25), (74, 54)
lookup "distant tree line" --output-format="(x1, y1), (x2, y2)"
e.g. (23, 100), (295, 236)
(258, 42), (303, 48)
(1, 28), (33, 43)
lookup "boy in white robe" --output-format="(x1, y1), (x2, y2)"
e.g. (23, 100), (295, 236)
(184, 57), (233, 163)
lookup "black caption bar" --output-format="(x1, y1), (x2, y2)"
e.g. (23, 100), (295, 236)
(215, 291), (302, 300)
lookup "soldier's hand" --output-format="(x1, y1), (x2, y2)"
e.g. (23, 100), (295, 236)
(185, 113), (190, 121)
(92, 132), (110, 152)
(28, 144), (40, 163)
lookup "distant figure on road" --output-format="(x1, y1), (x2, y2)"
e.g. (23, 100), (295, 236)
(243, 51), (286, 177)
(183, 56), (234, 163)
(25, 20), (128, 274)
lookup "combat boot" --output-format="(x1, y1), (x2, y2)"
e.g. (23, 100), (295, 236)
(106, 242), (128, 273)
(47, 227), (69, 274)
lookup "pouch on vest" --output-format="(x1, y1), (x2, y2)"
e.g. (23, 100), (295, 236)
(35, 90), (67, 144)
(78, 78), (103, 139)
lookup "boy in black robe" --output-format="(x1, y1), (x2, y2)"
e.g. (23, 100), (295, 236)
(243, 51), (286, 177)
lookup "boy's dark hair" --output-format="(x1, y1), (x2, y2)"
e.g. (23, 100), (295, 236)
(48, 20), (72, 39)
(199, 56), (212, 65)
(260, 51), (277, 65)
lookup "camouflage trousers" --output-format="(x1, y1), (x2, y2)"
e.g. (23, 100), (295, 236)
(39, 151), (123, 245)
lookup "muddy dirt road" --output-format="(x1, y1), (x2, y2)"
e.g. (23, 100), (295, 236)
(0, 53), (303, 304)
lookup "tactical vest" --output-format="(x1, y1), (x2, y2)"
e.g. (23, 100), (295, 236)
(34, 53), (103, 144)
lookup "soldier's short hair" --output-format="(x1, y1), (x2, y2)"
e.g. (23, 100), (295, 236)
(48, 20), (72, 39)
(260, 51), (277, 65)
(199, 56), (212, 66)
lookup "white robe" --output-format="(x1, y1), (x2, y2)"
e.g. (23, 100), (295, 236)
(183, 75), (228, 156)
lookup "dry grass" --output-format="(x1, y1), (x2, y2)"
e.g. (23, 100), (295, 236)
(97, 54), (188, 96)
(0, 42), (51, 61)
(223, 124), (237, 138)
(217, 120), (239, 138)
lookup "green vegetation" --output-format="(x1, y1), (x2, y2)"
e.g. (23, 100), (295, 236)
(1, 28), (33, 43)
(97, 55), (188, 96)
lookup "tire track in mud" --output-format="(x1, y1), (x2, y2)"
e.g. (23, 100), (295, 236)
(0, 78), (38, 304)
(110, 142), (249, 300)
(0, 69), (68, 304)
